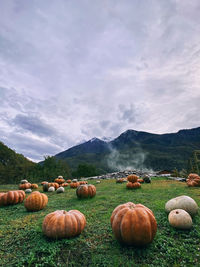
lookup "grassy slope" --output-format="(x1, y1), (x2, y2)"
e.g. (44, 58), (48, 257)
(0, 178), (200, 267)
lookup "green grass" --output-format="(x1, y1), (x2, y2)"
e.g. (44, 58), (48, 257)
(0, 178), (200, 267)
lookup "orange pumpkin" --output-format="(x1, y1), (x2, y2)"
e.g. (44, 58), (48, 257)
(31, 184), (39, 189)
(41, 181), (48, 185)
(19, 183), (32, 190)
(0, 190), (25, 206)
(188, 173), (199, 180)
(25, 191), (48, 211)
(79, 181), (88, 185)
(66, 179), (72, 183)
(126, 182), (141, 189)
(54, 178), (65, 184)
(70, 182), (80, 188)
(187, 173), (200, 187)
(76, 184), (96, 198)
(127, 175), (138, 183)
(61, 183), (69, 187)
(111, 202), (157, 246)
(116, 178), (125, 183)
(138, 179), (144, 183)
(48, 183), (59, 189)
(42, 209), (86, 239)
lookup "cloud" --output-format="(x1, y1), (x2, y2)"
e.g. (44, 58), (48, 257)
(0, 0), (200, 161)
(12, 114), (56, 137)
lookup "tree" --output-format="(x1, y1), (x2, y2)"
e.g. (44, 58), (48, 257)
(72, 163), (98, 178)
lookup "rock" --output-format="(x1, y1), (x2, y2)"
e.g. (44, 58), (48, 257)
(48, 186), (55, 192)
(165, 195), (198, 216)
(56, 187), (64, 193)
(25, 189), (32, 193)
(21, 179), (28, 184)
(96, 181), (101, 184)
(168, 209), (192, 229)
(72, 179), (78, 182)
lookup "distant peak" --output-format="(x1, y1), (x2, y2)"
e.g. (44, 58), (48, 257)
(88, 137), (102, 143)
(102, 136), (112, 142)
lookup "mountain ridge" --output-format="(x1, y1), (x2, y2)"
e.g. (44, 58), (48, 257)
(55, 126), (200, 172)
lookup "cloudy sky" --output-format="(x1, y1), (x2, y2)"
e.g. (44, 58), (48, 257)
(0, 0), (200, 162)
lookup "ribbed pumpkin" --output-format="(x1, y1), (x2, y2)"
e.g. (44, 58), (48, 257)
(138, 179), (144, 183)
(0, 190), (25, 206)
(76, 184), (96, 198)
(42, 210), (86, 239)
(61, 183), (69, 187)
(31, 184), (39, 189)
(48, 183), (59, 189)
(126, 182), (141, 189)
(116, 178), (125, 183)
(25, 191), (48, 211)
(127, 175), (138, 183)
(19, 183), (32, 190)
(70, 182), (80, 188)
(111, 202), (157, 246)
(79, 181), (88, 185)
(55, 178), (65, 184)
(186, 173), (200, 187)
(66, 179), (72, 183)
(41, 181), (48, 185)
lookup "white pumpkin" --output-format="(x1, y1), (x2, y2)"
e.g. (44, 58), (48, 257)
(56, 187), (64, 193)
(21, 179), (29, 184)
(168, 209), (192, 229)
(165, 195), (198, 216)
(48, 186), (55, 192)
(25, 189), (32, 193)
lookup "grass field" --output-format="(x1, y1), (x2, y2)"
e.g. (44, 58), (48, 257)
(0, 178), (200, 267)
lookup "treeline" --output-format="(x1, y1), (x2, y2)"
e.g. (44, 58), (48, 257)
(0, 142), (99, 184)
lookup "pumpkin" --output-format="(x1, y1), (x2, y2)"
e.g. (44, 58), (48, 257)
(56, 187), (65, 193)
(41, 181), (48, 185)
(138, 179), (144, 183)
(188, 173), (199, 180)
(19, 183), (32, 190)
(25, 189), (32, 193)
(42, 209), (86, 239)
(59, 183), (68, 187)
(43, 183), (49, 192)
(116, 178), (125, 183)
(126, 182), (141, 189)
(76, 184), (96, 198)
(165, 195), (198, 216)
(143, 176), (151, 183)
(55, 178), (65, 184)
(0, 190), (25, 206)
(31, 184), (39, 189)
(111, 202), (157, 246)
(20, 179), (29, 184)
(186, 173), (200, 187)
(127, 175), (138, 183)
(67, 179), (72, 183)
(48, 186), (55, 192)
(70, 182), (80, 188)
(168, 209), (192, 229)
(25, 191), (48, 211)
(48, 183), (59, 189)
(79, 181), (88, 185)
(126, 182), (134, 189)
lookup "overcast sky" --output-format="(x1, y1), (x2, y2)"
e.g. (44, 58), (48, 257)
(0, 0), (200, 162)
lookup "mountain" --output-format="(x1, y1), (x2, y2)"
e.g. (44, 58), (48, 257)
(0, 141), (36, 184)
(55, 127), (200, 172)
